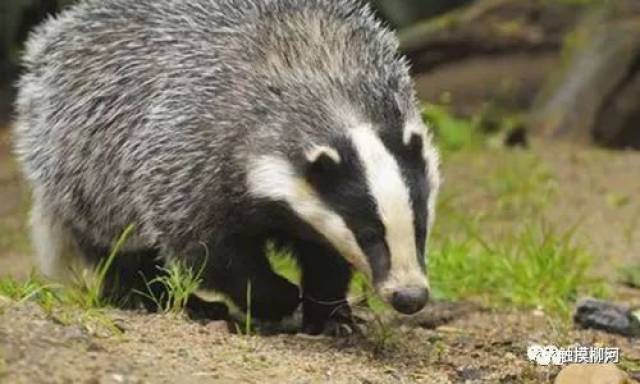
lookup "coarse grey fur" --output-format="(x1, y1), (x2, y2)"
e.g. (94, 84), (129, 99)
(14, 0), (440, 328)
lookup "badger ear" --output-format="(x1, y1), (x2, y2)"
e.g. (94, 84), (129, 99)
(305, 145), (341, 165)
(304, 145), (341, 173)
(403, 123), (425, 156)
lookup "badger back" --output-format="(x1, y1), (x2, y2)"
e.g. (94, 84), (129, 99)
(13, 0), (439, 259)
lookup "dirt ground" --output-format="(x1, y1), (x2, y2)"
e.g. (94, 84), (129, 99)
(1, 127), (640, 383)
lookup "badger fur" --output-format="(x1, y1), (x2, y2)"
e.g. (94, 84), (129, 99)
(14, 0), (440, 333)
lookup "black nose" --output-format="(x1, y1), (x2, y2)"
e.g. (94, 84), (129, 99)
(391, 287), (429, 314)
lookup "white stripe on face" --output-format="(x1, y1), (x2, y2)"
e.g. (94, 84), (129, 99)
(246, 155), (372, 279)
(349, 125), (428, 294)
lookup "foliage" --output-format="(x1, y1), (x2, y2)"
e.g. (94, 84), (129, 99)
(429, 223), (607, 318)
(484, 153), (556, 217)
(422, 102), (524, 152)
(619, 264), (640, 289)
(137, 259), (206, 314)
(0, 272), (55, 304)
(422, 103), (483, 151)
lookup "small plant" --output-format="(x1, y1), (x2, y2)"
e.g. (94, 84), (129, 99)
(229, 279), (255, 336)
(366, 311), (399, 355)
(0, 273), (55, 304)
(349, 274), (399, 352)
(70, 225), (136, 309)
(245, 280), (253, 335)
(137, 256), (207, 314)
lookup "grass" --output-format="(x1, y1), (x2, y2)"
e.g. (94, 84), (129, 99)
(77, 224), (136, 309)
(619, 264), (640, 289)
(423, 103), (483, 152)
(245, 280), (252, 335)
(0, 272), (122, 334)
(0, 272), (55, 303)
(137, 258), (206, 314)
(423, 102), (525, 153)
(484, 153), (557, 217)
(429, 223), (607, 318)
(0, 226), (137, 336)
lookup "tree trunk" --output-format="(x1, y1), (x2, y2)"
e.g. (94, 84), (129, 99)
(397, 0), (587, 115)
(529, 1), (640, 149)
(399, 0), (582, 74)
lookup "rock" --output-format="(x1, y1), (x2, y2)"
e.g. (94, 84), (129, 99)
(574, 298), (640, 337)
(555, 364), (631, 384)
(205, 320), (232, 335)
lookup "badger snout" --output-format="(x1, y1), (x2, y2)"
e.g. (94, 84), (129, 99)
(390, 287), (429, 314)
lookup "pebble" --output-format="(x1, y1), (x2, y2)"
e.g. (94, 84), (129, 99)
(574, 298), (640, 337)
(554, 364), (631, 384)
(205, 320), (231, 334)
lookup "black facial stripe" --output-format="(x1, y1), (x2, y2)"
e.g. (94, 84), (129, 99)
(379, 128), (429, 269)
(303, 136), (390, 283)
(402, 165), (428, 269)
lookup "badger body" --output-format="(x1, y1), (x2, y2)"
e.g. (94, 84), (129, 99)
(15, 0), (440, 333)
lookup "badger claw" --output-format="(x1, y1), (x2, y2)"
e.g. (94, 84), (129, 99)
(302, 306), (365, 337)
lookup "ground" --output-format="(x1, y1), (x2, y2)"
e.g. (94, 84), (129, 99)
(1, 126), (640, 383)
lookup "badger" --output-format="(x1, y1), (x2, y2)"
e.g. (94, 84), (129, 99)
(14, 0), (440, 334)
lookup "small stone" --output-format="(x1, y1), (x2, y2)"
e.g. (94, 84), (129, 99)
(206, 320), (231, 334)
(554, 364), (630, 384)
(63, 326), (86, 340)
(532, 308), (545, 317)
(574, 298), (640, 337)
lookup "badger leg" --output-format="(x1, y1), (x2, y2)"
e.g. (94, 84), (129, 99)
(291, 240), (353, 335)
(30, 196), (78, 282)
(195, 236), (300, 321)
(70, 230), (164, 309)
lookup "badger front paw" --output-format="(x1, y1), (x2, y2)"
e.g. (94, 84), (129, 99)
(301, 299), (362, 336)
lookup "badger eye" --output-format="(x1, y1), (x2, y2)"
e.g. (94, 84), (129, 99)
(358, 229), (380, 246)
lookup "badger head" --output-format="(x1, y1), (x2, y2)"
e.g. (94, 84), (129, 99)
(247, 115), (440, 315)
